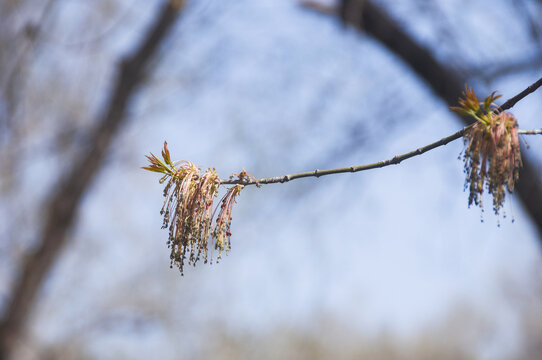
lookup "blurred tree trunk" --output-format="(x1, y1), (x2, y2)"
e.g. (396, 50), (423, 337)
(0, 1), (185, 358)
(304, 0), (542, 241)
(0, 1), (56, 191)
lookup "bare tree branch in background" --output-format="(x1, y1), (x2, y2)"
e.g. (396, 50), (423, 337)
(301, 0), (542, 241)
(473, 55), (542, 83)
(0, 1), (185, 358)
(513, 0), (542, 49)
(0, 1), (57, 192)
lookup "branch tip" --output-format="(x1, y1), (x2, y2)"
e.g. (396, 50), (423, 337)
(144, 79), (542, 275)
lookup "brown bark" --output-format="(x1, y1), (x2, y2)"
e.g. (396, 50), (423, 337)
(0, 1), (184, 358)
(304, 0), (542, 240)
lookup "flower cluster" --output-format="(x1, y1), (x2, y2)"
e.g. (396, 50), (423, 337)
(143, 142), (246, 274)
(452, 87), (522, 216)
(213, 184), (243, 254)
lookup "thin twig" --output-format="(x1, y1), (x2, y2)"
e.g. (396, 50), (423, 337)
(499, 77), (542, 111)
(221, 128), (467, 185)
(519, 129), (542, 135)
(221, 77), (542, 186)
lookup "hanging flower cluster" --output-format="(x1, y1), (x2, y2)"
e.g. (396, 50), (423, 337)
(142, 142), (246, 274)
(451, 86), (522, 216)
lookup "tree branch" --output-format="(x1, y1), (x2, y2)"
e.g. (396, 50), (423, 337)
(499, 77), (542, 112)
(221, 127), (467, 185)
(519, 129), (542, 135)
(221, 127), (541, 186)
(221, 77), (542, 186)
(301, 0), (542, 240)
(0, 1), (184, 358)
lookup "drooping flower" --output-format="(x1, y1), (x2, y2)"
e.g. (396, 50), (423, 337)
(143, 142), (248, 274)
(213, 184), (243, 261)
(161, 161), (219, 272)
(453, 87), (522, 217)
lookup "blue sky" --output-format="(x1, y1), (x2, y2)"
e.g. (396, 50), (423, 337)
(3, 0), (542, 358)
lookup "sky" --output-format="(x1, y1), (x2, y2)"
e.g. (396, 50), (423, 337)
(3, 0), (542, 358)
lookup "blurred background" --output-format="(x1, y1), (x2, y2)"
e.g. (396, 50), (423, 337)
(1, 0), (542, 359)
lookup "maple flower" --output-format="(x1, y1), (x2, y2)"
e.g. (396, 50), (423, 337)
(143, 142), (248, 274)
(213, 184), (243, 261)
(452, 86), (522, 216)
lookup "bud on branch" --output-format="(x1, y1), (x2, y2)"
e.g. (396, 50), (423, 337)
(144, 78), (542, 275)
